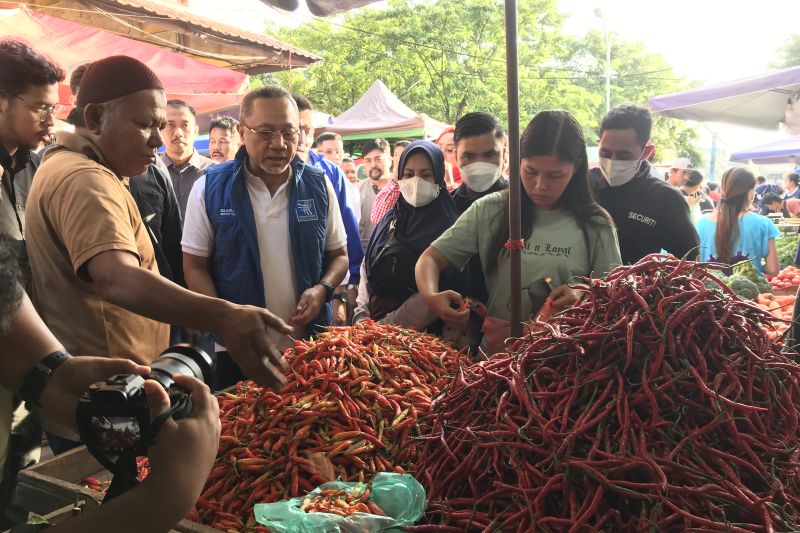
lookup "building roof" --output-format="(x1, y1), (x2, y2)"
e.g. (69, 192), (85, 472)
(3, 0), (320, 74)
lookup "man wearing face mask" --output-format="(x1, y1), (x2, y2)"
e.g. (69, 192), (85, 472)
(354, 140), (464, 329)
(449, 112), (508, 306)
(451, 112), (508, 214)
(590, 105), (699, 264)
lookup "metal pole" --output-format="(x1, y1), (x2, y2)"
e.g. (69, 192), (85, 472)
(504, 0), (522, 338)
(605, 32), (611, 113)
(594, 8), (611, 113)
(709, 133), (717, 180)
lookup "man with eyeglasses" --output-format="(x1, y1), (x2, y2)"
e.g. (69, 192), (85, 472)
(0, 38), (65, 528)
(160, 100), (213, 215)
(0, 40), (64, 256)
(182, 85), (349, 389)
(26, 57), (293, 407)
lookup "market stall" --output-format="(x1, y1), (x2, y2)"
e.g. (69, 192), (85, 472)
(17, 255), (800, 531)
(316, 80), (451, 142)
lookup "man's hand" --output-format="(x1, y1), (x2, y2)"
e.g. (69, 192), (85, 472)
(291, 285), (327, 327)
(422, 290), (470, 328)
(142, 375), (220, 510)
(216, 305), (292, 389)
(40, 356), (150, 433)
(346, 286), (358, 323)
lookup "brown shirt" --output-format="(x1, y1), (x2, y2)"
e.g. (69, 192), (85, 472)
(25, 133), (169, 364)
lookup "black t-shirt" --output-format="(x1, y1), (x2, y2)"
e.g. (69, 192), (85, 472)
(590, 162), (699, 264)
(129, 163), (185, 286)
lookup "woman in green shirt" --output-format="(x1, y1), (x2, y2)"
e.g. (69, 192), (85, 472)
(416, 110), (622, 329)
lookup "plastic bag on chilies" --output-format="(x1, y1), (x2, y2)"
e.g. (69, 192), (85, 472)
(254, 473), (426, 533)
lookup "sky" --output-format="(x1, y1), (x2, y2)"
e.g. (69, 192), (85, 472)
(188, 0), (799, 172)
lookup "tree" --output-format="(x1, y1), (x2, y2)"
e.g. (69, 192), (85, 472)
(775, 35), (800, 68)
(562, 31), (703, 165)
(263, 0), (700, 162)
(266, 0), (583, 124)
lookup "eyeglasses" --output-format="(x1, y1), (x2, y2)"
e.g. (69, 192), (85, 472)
(240, 123), (300, 144)
(7, 93), (63, 123)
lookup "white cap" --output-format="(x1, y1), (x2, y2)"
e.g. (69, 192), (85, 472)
(670, 157), (692, 170)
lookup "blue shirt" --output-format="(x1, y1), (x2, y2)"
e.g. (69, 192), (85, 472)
(696, 212), (781, 274)
(308, 150), (364, 285)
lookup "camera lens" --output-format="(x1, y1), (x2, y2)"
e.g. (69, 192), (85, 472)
(148, 344), (213, 390)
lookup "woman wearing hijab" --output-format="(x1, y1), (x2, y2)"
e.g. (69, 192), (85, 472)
(353, 140), (464, 329)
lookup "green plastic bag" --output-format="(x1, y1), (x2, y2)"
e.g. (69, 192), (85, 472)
(254, 473), (426, 533)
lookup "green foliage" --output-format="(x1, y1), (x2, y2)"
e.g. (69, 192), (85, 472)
(774, 35), (800, 68)
(777, 235), (800, 269)
(726, 275), (759, 300)
(732, 259), (760, 284)
(266, 0), (700, 158)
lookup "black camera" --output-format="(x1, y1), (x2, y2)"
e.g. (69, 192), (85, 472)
(75, 344), (212, 500)
(76, 344), (212, 456)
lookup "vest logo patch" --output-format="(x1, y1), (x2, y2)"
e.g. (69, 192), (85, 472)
(218, 208), (236, 216)
(296, 199), (318, 222)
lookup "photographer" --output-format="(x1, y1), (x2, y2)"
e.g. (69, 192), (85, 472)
(0, 238), (220, 532)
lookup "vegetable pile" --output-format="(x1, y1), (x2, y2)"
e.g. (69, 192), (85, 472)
(190, 322), (461, 531)
(755, 292), (796, 342)
(300, 486), (385, 517)
(414, 255), (800, 531)
(769, 265), (800, 291)
(777, 234), (799, 269)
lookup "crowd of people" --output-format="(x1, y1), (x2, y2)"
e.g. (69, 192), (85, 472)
(0, 37), (797, 530)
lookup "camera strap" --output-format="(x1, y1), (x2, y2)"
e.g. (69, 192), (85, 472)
(100, 394), (191, 502)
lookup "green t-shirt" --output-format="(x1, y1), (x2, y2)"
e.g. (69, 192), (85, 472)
(432, 192), (621, 321)
(0, 385), (12, 479)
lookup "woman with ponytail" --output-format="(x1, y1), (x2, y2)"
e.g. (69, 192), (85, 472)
(696, 167), (780, 275)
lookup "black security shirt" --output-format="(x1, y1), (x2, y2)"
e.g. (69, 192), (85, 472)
(590, 162), (699, 265)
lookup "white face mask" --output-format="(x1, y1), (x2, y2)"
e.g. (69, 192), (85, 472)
(599, 157), (642, 187)
(461, 162), (501, 193)
(399, 176), (440, 207)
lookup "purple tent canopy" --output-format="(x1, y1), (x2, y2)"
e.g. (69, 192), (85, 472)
(649, 66), (800, 132)
(730, 137), (800, 165)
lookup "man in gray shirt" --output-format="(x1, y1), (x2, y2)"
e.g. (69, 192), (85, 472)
(160, 99), (213, 215)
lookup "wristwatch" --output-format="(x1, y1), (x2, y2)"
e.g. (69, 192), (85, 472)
(319, 280), (335, 302)
(332, 292), (348, 303)
(19, 351), (72, 407)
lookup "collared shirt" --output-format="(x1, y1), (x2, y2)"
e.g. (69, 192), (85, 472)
(307, 150), (364, 285)
(356, 178), (384, 250)
(25, 132), (169, 364)
(181, 161), (347, 353)
(0, 143), (37, 240)
(160, 150), (214, 216)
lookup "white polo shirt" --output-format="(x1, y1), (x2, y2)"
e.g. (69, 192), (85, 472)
(182, 163), (347, 352)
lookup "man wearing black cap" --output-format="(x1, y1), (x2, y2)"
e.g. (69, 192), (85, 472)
(25, 56), (291, 393)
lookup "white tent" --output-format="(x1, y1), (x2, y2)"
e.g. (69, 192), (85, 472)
(321, 80), (451, 141)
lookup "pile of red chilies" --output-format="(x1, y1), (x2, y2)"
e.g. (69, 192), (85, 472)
(412, 255), (800, 532)
(190, 321), (461, 531)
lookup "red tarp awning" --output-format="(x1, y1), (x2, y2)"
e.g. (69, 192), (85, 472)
(0, 7), (249, 115)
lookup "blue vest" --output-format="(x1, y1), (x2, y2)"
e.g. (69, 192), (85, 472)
(204, 148), (332, 338)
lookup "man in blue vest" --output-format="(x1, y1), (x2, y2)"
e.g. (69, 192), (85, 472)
(182, 85), (349, 390)
(292, 94), (363, 325)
